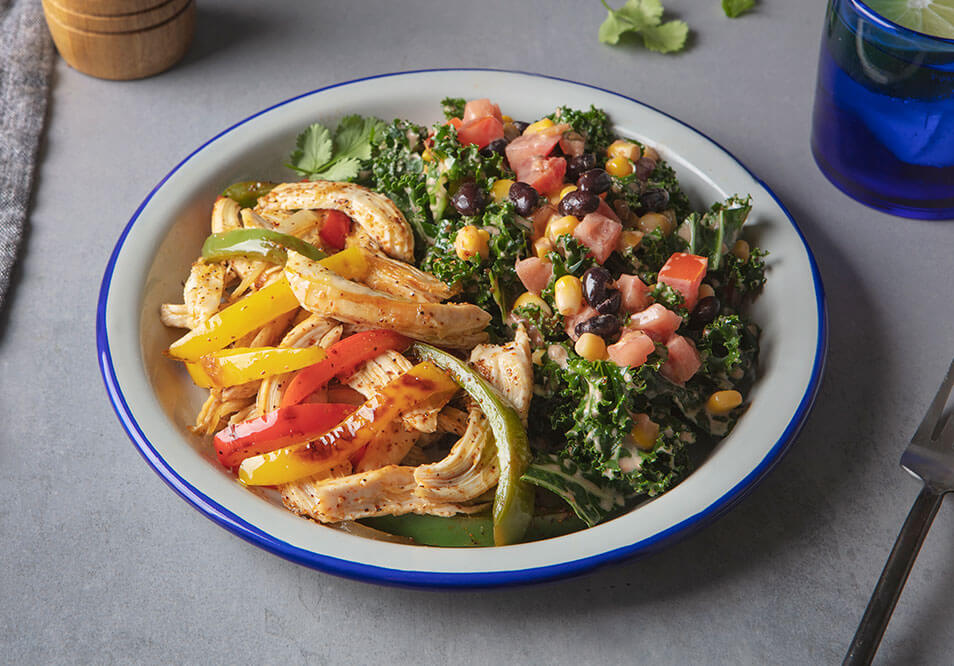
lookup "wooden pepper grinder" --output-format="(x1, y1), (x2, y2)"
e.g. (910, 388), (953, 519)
(42, 0), (195, 80)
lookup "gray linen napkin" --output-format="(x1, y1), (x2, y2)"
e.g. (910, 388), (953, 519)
(0, 0), (54, 309)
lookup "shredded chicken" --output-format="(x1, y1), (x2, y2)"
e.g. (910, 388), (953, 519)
(285, 252), (490, 348)
(256, 180), (415, 262)
(414, 403), (498, 502)
(469, 324), (533, 422)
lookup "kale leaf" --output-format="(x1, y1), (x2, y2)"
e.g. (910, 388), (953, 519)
(522, 453), (629, 527)
(369, 119), (435, 252)
(686, 194), (752, 270)
(650, 282), (687, 318)
(549, 105), (615, 155)
(441, 97), (467, 120)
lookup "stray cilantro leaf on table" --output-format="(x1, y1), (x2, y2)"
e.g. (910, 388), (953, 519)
(598, 0), (688, 54)
(287, 115), (383, 182)
(722, 0), (755, 18)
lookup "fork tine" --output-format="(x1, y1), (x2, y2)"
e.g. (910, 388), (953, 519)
(911, 358), (954, 444)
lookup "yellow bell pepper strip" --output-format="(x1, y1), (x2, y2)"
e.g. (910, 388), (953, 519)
(238, 361), (458, 486)
(201, 229), (327, 265)
(411, 343), (534, 546)
(315, 246), (369, 281)
(167, 277), (300, 361)
(185, 346), (326, 389)
(221, 181), (276, 208)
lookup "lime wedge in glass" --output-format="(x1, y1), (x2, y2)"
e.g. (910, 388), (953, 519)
(867, 0), (954, 38)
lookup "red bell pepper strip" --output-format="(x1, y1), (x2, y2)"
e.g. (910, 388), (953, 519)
(280, 329), (412, 408)
(318, 210), (352, 251)
(213, 402), (355, 468)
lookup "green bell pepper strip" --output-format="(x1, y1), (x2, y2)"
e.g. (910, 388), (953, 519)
(359, 511), (585, 547)
(201, 229), (327, 265)
(411, 343), (534, 546)
(221, 181), (277, 208)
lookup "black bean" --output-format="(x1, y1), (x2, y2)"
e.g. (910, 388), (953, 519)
(575, 314), (621, 339)
(595, 289), (622, 315)
(577, 168), (612, 194)
(512, 120), (530, 134)
(689, 296), (721, 330)
(635, 157), (657, 181)
(566, 152), (597, 182)
(508, 181), (539, 217)
(582, 266), (612, 307)
(450, 182), (486, 217)
(558, 190), (600, 218)
(639, 188), (670, 213)
(480, 138), (508, 158)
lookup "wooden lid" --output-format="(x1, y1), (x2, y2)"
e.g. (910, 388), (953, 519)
(52, 0), (171, 16)
(43, 0), (190, 33)
(43, 0), (194, 80)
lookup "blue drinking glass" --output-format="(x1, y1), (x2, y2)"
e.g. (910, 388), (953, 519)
(811, 0), (954, 219)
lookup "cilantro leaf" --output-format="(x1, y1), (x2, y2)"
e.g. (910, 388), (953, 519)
(287, 115), (382, 182)
(288, 123), (333, 177)
(598, 0), (688, 53)
(640, 19), (689, 53)
(722, 0), (755, 18)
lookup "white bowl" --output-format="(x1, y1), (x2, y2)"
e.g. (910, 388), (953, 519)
(97, 69), (827, 588)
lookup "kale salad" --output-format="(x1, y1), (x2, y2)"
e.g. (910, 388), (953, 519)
(161, 96), (766, 546)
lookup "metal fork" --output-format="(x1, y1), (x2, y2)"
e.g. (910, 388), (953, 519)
(843, 359), (954, 665)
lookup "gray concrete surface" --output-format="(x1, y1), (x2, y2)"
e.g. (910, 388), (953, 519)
(3, 1), (954, 663)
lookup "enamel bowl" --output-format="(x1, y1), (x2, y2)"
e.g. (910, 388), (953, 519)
(97, 69), (826, 588)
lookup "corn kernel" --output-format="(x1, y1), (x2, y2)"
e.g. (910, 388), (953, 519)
(454, 225), (490, 261)
(698, 283), (715, 300)
(706, 390), (743, 415)
(524, 117), (554, 134)
(732, 239), (750, 262)
(605, 155), (634, 178)
(607, 139), (641, 162)
(501, 114), (513, 123)
(631, 414), (659, 451)
(575, 333), (608, 362)
(618, 230), (644, 252)
(422, 148), (433, 162)
(550, 185), (577, 206)
(533, 236), (555, 258)
(638, 212), (673, 236)
(554, 275), (583, 316)
(642, 145), (660, 162)
(513, 292), (552, 316)
(662, 209), (677, 226)
(547, 215), (580, 242)
(491, 179), (514, 203)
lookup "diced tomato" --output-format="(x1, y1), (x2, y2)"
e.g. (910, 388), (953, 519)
(457, 116), (504, 150)
(559, 132), (585, 158)
(564, 305), (599, 341)
(596, 198), (620, 223)
(616, 274), (651, 314)
(319, 210), (351, 251)
(280, 329), (412, 408)
(462, 98), (502, 123)
(607, 331), (655, 368)
(515, 257), (553, 295)
(529, 203), (558, 237)
(214, 403), (355, 469)
(627, 303), (682, 343)
(658, 252), (708, 311)
(506, 133), (567, 194)
(573, 212), (622, 263)
(660, 335), (702, 385)
(446, 117), (463, 129)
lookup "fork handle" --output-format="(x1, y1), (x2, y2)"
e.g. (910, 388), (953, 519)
(843, 486), (945, 666)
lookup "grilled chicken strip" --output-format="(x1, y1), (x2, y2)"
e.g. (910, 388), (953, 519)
(160, 261), (225, 329)
(414, 403), (498, 502)
(280, 465), (487, 523)
(256, 181), (415, 262)
(285, 251), (490, 349)
(468, 324), (533, 422)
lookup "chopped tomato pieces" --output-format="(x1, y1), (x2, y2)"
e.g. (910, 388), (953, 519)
(515, 257), (553, 295)
(319, 210), (352, 251)
(660, 335), (702, 385)
(657, 252), (708, 310)
(462, 98), (502, 123)
(572, 212), (622, 264)
(457, 116), (504, 149)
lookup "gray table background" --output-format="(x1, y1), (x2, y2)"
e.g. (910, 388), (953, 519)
(4, 1), (954, 663)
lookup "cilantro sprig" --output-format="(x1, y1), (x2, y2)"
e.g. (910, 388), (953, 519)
(722, 0), (755, 18)
(287, 115), (383, 182)
(597, 0), (688, 53)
